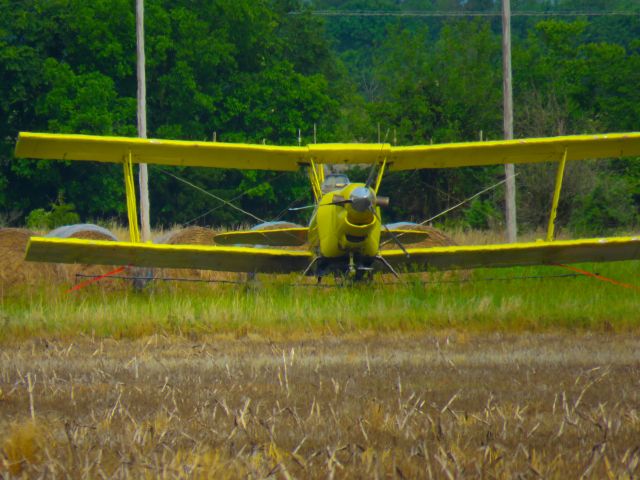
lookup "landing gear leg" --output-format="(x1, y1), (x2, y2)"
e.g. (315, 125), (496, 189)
(375, 254), (400, 279)
(355, 268), (373, 283)
(354, 254), (374, 283)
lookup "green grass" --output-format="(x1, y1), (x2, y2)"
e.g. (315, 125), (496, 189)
(1, 260), (639, 340)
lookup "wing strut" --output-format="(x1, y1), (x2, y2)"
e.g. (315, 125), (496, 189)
(546, 148), (568, 242)
(124, 151), (141, 243)
(308, 159), (323, 202)
(373, 158), (387, 194)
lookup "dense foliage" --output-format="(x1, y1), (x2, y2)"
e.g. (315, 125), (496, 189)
(1, 0), (638, 235)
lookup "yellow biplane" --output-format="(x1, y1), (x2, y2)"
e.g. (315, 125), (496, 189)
(14, 132), (640, 280)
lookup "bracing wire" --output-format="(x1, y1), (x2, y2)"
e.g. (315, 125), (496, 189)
(418, 174), (518, 226)
(151, 166), (309, 245)
(153, 166), (267, 224)
(380, 173), (518, 247)
(182, 171), (291, 225)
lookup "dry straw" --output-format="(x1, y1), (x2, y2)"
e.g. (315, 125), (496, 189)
(0, 228), (57, 290)
(154, 226), (235, 282)
(0, 226), (120, 293)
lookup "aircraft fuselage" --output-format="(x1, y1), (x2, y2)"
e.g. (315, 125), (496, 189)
(307, 182), (382, 276)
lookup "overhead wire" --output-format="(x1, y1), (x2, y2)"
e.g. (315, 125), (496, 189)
(292, 10), (639, 18)
(74, 271), (582, 287)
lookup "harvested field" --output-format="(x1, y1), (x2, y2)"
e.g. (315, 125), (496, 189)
(1, 334), (639, 478)
(1, 229), (638, 477)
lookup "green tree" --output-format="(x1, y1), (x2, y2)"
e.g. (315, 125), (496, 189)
(1, 0), (344, 227)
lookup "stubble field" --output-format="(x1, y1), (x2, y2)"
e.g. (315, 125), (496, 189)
(1, 230), (639, 477)
(1, 333), (640, 478)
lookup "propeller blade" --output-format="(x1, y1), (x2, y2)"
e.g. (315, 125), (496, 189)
(364, 161), (378, 189)
(371, 208), (410, 258)
(288, 199), (352, 211)
(288, 204), (318, 211)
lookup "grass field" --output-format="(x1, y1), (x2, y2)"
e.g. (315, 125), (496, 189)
(1, 260), (639, 339)
(1, 242), (639, 477)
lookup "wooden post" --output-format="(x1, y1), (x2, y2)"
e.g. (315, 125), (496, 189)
(136, 0), (151, 242)
(502, 0), (517, 243)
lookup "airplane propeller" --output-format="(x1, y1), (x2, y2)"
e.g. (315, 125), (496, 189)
(370, 207), (410, 258)
(361, 157), (411, 269)
(288, 192), (388, 211)
(344, 181), (409, 258)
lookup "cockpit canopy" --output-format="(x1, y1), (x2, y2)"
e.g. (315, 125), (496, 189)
(321, 174), (350, 194)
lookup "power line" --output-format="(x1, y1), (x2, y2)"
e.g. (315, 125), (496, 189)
(290, 10), (639, 18)
(74, 271), (581, 287)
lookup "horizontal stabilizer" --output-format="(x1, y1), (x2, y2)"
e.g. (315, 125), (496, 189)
(214, 228), (308, 246)
(380, 229), (435, 245)
(26, 237), (312, 273)
(379, 236), (640, 272)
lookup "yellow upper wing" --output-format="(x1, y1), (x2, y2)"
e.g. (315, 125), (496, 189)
(16, 132), (640, 171)
(15, 133), (389, 171)
(15, 132), (306, 171)
(26, 237), (312, 273)
(387, 133), (640, 170)
(379, 236), (640, 272)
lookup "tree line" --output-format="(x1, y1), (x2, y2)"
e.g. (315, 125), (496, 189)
(1, 0), (638, 235)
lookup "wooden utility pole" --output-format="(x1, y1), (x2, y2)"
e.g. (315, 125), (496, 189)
(502, 0), (517, 242)
(136, 0), (151, 242)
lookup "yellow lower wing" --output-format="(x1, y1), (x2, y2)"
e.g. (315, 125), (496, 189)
(26, 237), (312, 273)
(379, 236), (640, 271)
(214, 228), (308, 246)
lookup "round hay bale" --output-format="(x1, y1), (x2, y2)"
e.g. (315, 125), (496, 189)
(409, 225), (457, 248)
(47, 224), (117, 241)
(155, 226), (216, 245)
(154, 227), (231, 282)
(46, 224), (121, 288)
(0, 228), (58, 291)
(381, 223), (457, 249)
